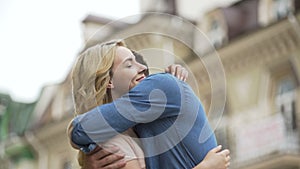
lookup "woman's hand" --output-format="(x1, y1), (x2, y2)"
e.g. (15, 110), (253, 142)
(193, 145), (231, 169)
(165, 64), (188, 81)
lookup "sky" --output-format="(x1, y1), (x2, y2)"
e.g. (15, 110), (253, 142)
(0, 0), (238, 103)
(0, 0), (141, 103)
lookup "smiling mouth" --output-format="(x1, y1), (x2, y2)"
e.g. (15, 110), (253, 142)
(136, 76), (145, 82)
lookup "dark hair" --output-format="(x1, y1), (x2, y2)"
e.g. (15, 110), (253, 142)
(131, 50), (149, 76)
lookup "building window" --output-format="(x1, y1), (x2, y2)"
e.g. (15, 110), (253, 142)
(209, 20), (225, 48)
(62, 161), (72, 169)
(221, 0), (259, 40)
(275, 76), (297, 130)
(296, 0), (300, 12)
(273, 0), (293, 20)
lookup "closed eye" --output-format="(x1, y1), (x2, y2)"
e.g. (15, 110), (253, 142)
(123, 58), (133, 68)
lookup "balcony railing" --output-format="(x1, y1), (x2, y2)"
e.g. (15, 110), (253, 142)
(229, 114), (300, 169)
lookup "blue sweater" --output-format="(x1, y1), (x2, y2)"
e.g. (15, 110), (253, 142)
(72, 73), (217, 169)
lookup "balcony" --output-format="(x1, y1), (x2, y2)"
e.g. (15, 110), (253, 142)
(228, 89), (300, 169)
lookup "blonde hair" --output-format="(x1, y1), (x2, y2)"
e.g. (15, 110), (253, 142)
(72, 40), (126, 115)
(70, 39), (126, 167)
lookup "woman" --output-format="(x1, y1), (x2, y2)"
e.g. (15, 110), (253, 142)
(68, 40), (230, 169)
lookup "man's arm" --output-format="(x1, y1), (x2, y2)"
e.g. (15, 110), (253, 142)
(82, 145), (230, 169)
(193, 145), (231, 169)
(78, 65), (189, 168)
(71, 73), (184, 153)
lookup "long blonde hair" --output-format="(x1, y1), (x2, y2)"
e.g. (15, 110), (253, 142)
(70, 40), (126, 167)
(72, 40), (126, 115)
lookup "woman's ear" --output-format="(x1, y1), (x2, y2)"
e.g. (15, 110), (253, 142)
(107, 80), (114, 89)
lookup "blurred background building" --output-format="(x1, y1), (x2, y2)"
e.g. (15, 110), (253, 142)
(1, 0), (300, 168)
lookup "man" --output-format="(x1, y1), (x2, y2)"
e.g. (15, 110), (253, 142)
(69, 41), (230, 169)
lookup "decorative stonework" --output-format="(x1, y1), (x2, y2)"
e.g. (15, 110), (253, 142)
(218, 20), (300, 75)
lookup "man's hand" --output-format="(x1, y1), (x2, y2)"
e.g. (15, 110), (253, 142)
(194, 145), (231, 169)
(165, 64), (188, 81)
(82, 145), (126, 169)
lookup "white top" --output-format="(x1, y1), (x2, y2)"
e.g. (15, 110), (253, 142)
(102, 128), (146, 169)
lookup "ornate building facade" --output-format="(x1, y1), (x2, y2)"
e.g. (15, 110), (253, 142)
(1, 0), (300, 168)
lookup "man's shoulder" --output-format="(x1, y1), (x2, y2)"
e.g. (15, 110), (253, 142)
(140, 73), (181, 91)
(147, 73), (176, 81)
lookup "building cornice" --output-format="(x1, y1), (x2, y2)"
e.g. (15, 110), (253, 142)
(219, 16), (300, 74)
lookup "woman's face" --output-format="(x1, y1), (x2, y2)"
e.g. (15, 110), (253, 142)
(110, 46), (147, 97)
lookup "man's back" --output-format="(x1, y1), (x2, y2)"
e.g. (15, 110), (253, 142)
(71, 73), (217, 168)
(131, 74), (217, 168)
